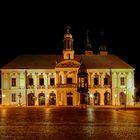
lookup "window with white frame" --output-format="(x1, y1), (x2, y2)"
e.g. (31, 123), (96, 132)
(11, 93), (16, 102)
(11, 78), (16, 87)
(120, 77), (125, 86)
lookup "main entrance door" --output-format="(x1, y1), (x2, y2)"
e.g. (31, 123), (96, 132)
(49, 92), (56, 105)
(38, 93), (45, 105)
(104, 92), (110, 105)
(28, 93), (35, 106)
(67, 92), (73, 106)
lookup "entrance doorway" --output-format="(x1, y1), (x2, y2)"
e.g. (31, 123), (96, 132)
(67, 92), (73, 106)
(104, 92), (110, 105)
(28, 93), (35, 106)
(94, 92), (100, 105)
(120, 92), (126, 105)
(49, 92), (56, 105)
(38, 93), (45, 105)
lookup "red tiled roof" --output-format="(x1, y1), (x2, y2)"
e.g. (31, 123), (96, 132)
(1, 54), (133, 69)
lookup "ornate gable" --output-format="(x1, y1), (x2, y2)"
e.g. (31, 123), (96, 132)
(56, 60), (80, 68)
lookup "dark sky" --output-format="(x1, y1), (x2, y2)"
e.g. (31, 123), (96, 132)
(1, 2), (140, 82)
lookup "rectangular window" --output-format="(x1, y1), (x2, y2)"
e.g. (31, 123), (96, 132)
(11, 78), (16, 86)
(120, 77), (125, 86)
(94, 78), (98, 85)
(39, 78), (44, 85)
(104, 78), (109, 85)
(11, 93), (16, 102)
(50, 78), (55, 85)
(29, 78), (33, 86)
(67, 78), (72, 84)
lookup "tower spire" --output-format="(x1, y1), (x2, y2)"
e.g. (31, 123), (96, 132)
(63, 26), (74, 59)
(84, 29), (93, 55)
(99, 31), (108, 55)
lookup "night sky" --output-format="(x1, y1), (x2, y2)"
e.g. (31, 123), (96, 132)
(1, 2), (140, 83)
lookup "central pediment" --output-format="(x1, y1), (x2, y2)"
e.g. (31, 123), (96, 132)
(56, 60), (80, 68)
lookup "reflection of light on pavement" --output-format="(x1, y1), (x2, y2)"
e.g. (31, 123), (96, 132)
(87, 108), (94, 123)
(1, 109), (7, 117)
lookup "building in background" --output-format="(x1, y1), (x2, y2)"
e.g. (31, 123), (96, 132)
(0, 26), (135, 106)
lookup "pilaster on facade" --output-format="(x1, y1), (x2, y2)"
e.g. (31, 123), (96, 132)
(100, 72), (104, 88)
(55, 71), (59, 85)
(63, 71), (67, 84)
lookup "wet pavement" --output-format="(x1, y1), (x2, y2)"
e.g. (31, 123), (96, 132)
(0, 106), (140, 140)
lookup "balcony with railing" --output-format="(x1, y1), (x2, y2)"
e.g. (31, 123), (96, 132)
(56, 83), (77, 88)
(37, 85), (46, 89)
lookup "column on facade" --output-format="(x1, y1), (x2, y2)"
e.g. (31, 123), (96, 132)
(35, 72), (39, 88)
(57, 91), (62, 105)
(91, 73), (95, 88)
(55, 71), (59, 85)
(1, 72), (6, 105)
(16, 72), (20, 89)
(116, 72), (120, 105)
(5, 73), (10, 105)
(111, 72), (117, 105)
(100, 72), (104, 88)
(126, 72), (134, 105)
(45, 73), (49, 88)
(88, 72), (91, 88)
(72, 71), (76, 84)
(97, 72), (101, 87)
(63, 71), (67, 84)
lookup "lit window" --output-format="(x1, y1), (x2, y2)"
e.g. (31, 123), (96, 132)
(104, 78), (109, 85)
(11, 78), (16, 86)
(50, 78), (55, 85)
(120, 77), (125, 86)
(39, 78), (44, 85)
(29, 78), (33, 86)
(94, 78), (98, 85)
(11, 93), (16, 102)
(67, 78), (72, 84)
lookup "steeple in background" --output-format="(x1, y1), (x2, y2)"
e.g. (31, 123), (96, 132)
(84, 29), (93, 55)
(98, 31), (108, 55)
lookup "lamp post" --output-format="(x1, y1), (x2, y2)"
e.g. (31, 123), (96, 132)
(124, 90), (126, 110)
(114, 94), (118, 110)
(77, 62), (88, 109)
(18, 92), (22, 106)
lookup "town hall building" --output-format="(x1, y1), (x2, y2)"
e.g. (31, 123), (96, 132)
(0, 26), (135, 106)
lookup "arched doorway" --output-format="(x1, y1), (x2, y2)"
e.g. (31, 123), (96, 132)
(104, 92), (110, 105)
(120, 92), (126, 105)
(67, 92), (73, 106)
(28, 93), (35, 106)
(94, 92), (100, 105)
(38, 93), (45, 105)
(49, 92), (56, 105)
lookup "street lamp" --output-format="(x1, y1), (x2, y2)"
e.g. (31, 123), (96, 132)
(124, 90), (126, 110)
(114, 94), (118, 110)
(77, 62), (88, 109)
(18, 92), (22, 106)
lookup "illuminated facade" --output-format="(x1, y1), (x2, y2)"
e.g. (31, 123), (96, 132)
(1, 27), (135, 106)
